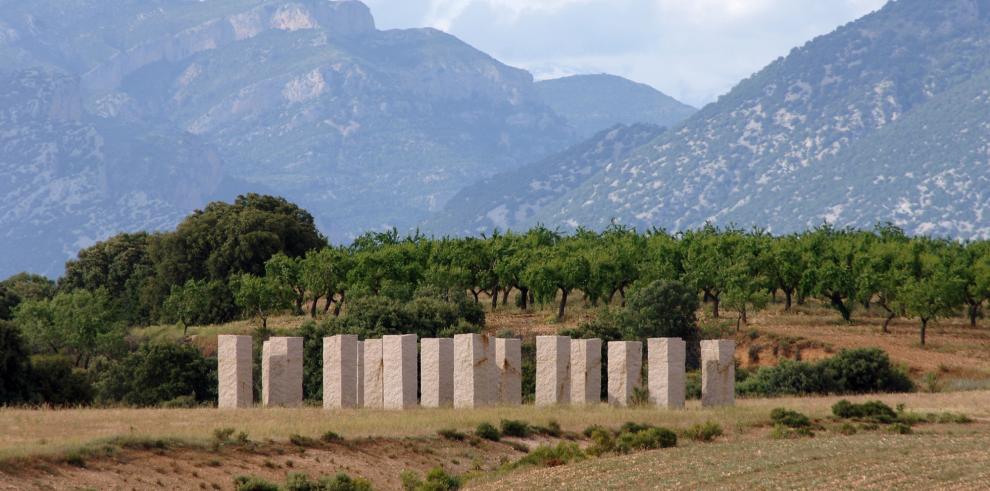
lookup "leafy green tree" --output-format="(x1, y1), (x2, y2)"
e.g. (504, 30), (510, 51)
(0, 285), (20, 320)
(230, 274), (293, 332)
(300, 247), (351, 317)
(765, 235), (804, 310)
(1, 273), (55, 302)
(856, 239), (910, 333)
(897, 254), (965, 346)
(162, 279), (210, 335)
(59, 232), (155, 324)
(682, 226), (748, 318)
(13, 289), (125, 367)
(523, 238), (590, 320)
(800, 227), (861, 322)
(265, 253), (306, 315)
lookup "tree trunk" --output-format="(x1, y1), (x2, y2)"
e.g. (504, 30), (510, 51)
(830, 293), (851, 322)
(295, 292), (304, 316)
(502, 287), (511, 306)
(712, 295), (720, 319)
(471, 289), (480, 304)
(619, 287), (626, 308)
(881, 309), (894, 334)
(519, 287), (529, 310)
(784, 288), (793, 311)
(491, 285), (499, 311)
(920, 318), (928, 346)
(557, 289), (569, 321)
(968, 301), (981, 327)
(333, 292), (345, 317)
(741, 305), (748, 325)
(529, 290), (535, 306)
(310, 295), (319, 318)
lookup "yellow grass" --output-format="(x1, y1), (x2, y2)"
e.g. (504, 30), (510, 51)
(3, 391), (988, 462)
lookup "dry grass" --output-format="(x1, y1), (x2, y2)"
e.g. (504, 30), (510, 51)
(2, 391), (988, 462)
(471, 430), (990, 490)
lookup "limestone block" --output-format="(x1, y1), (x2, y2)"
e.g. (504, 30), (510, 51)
(262, 337), (303, 407)
(535, 336), (570, 406)
(607, 341), (642, 406)
(647, 338), (686, 409)
(383, 334), (418, 409)
(422, 338), (454, 408)
(452, 334), (495, 408)
(701, 339), (736, 407)
(495, 338), (522, 406)
(570, 338), (602, 405)
(363, 339), (384, 409)
(356, 340), (364, 407)
(218, 335), (253, 408)
(323, 335), (359, 409)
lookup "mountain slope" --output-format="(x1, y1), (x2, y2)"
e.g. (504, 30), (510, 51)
(535, 0), (990, 236)
(424, 123), (666, 235)
(535, 74), (695, 138)
(0, 69), (242, 277)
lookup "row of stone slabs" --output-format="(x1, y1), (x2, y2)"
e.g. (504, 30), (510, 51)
(217, 334), (736, 409)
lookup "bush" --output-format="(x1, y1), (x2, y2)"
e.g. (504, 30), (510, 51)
(437, 428), (466, 441)
(0, 320), (31, 404)
(831, 400), (898, 423)
(321, 431), (343, 443)
(737, 349), (913, 397)
(94, 342), (215, 406)
(770, 408), (812, 428)
(511, 442), (585, 468)
(401, 467), (461, 491)
(234, 476), (280, 491)
(889, 422), (913, 435)
(684, 421), (723, 442)
(499, 419), (532, 438)
(29, 355), (93, 406)
(285, 472), (373, 491)
(475, 422), (501, 441)
(770, 424), (813, 440)
(532, 420), (561, 437)
(586, 428), (615, 456)
(289, 434), (317, 447)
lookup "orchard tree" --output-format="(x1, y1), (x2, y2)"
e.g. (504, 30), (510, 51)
(898, 262), (965, 346)
(856, 240), (910, 333)
(800, 227), (860, 322)
(265, 253), (306, 315)
(523, 239), (590, 320)
(765, 235), (804, 310)
(230, 274), (293, 333)
(162, 279), (210, 335)
(13, 289), (125, 367)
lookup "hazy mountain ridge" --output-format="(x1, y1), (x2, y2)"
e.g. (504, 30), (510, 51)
(424, 123), (667, 235)
(535, 0), (990, 237)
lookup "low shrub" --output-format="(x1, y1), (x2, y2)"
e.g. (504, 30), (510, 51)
(400, 467), (461, 491)
(437, 428), (466, 441)
(511, 442), (585, 468)
(233, 476), (279, 491)
(684, 421), (723, 442)
(321, 431), (343, 443)
(889, 423), (913, 435)
(475, 422), (501, 441)
(770, 408), (812, 428)
(532, 420), (561, 437)
(769, 424), (814, 440)
(285, 472), (373, 491)
(617, 427), (676, 453)
(499, 419), (532, 438)
(582, 424), (607, 438)
(737, 349), (914, 397)
(289, 434), (317, 447)
(831, 400), (898, 423)
(586, 428), (615, 456)
(213, 427), (236, 444)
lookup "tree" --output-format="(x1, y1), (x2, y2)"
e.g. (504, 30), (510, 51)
(0, 285), (21, 321)
(230, 274), (293, 332)
(59, 232), (155, 324)
(1, 273), (55, 302)
(265, 253), (306, 315)
(523, 239), (590, 320)
(682, 226), (747, 318)
(13, 289), (125, 367)
(300, 247), (350, 317)
(898, 252), (965, 346)
(800, 227), (860, 322)
(94, 343), (215, 406)
(162, 279), (210, 335)
(765, 235), (804, 310)
(0, 321), (32, 404)
(856, 240), (910, 333)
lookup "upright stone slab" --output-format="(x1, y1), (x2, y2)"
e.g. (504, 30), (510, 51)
(452, 334), (495, 408)
(323, 335), (359, 409)
(648, 338), (686, 409)
(536, 336), (570, 406)
(701, 339), (736, 407)
(607, 341), (642, 406)
(383, 334), (418, 409)
(495, 338), (522, 405)
(262, 337), (304, 407)
(570, 338), (602, 405)
(356, 340), (365, 407)
(218, 335), (253, 408)
(363, 339), (384, 409)
(422, 338), (454, 408)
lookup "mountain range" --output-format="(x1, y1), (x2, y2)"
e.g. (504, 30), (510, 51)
(0, 0), (693, 277)
(4, 0), (990, 278)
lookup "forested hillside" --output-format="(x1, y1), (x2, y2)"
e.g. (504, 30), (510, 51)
(535, 0), (990, 237)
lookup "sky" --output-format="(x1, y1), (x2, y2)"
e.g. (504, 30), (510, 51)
(362, 0), (888, 107)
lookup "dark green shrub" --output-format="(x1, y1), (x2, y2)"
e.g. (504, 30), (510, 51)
(29, 355), (93, 406)
(400, 467), (461, 491)
(437, 428), (466, 441)
(321, 431), (343, 443)
(831, 400), (898, 423)
(582, 424), (607, 438)
(684, 421), (723, 442)
(289, 434), (317, 447)
(0, 321), (31, 404)
(889, 422), (913, 435)
(737, 360), (832, 396)
(233, 476), (279, 491)
(586, 428), (615, 456)
(628, 427), (677, 450)
(285, 472), (373, 491)
(94, 342), (214, 406)
(475, 422), (500, 441)
(499, 419), (532, 438)
(533, 420), (561, 437)
(770, 408), (812, 428)
(822, 349), (914, 393)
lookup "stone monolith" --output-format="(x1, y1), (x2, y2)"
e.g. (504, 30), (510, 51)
(453, 334), (495, 408)
(262, 337), (304, 407)
(218, 335), (252, 408)
(647, 338), (686, 408)
(607, 341), (642, 406)
(536, 336), (570, 406)
(363, 339), (384, 409)
(570, 338), (602, 405)
(422, 338), (454, 408)
(383, 334), (418, 409)
(701, 339), (735, 407)
(323, 334), (359, 409)
(495, 338), (522, 405)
